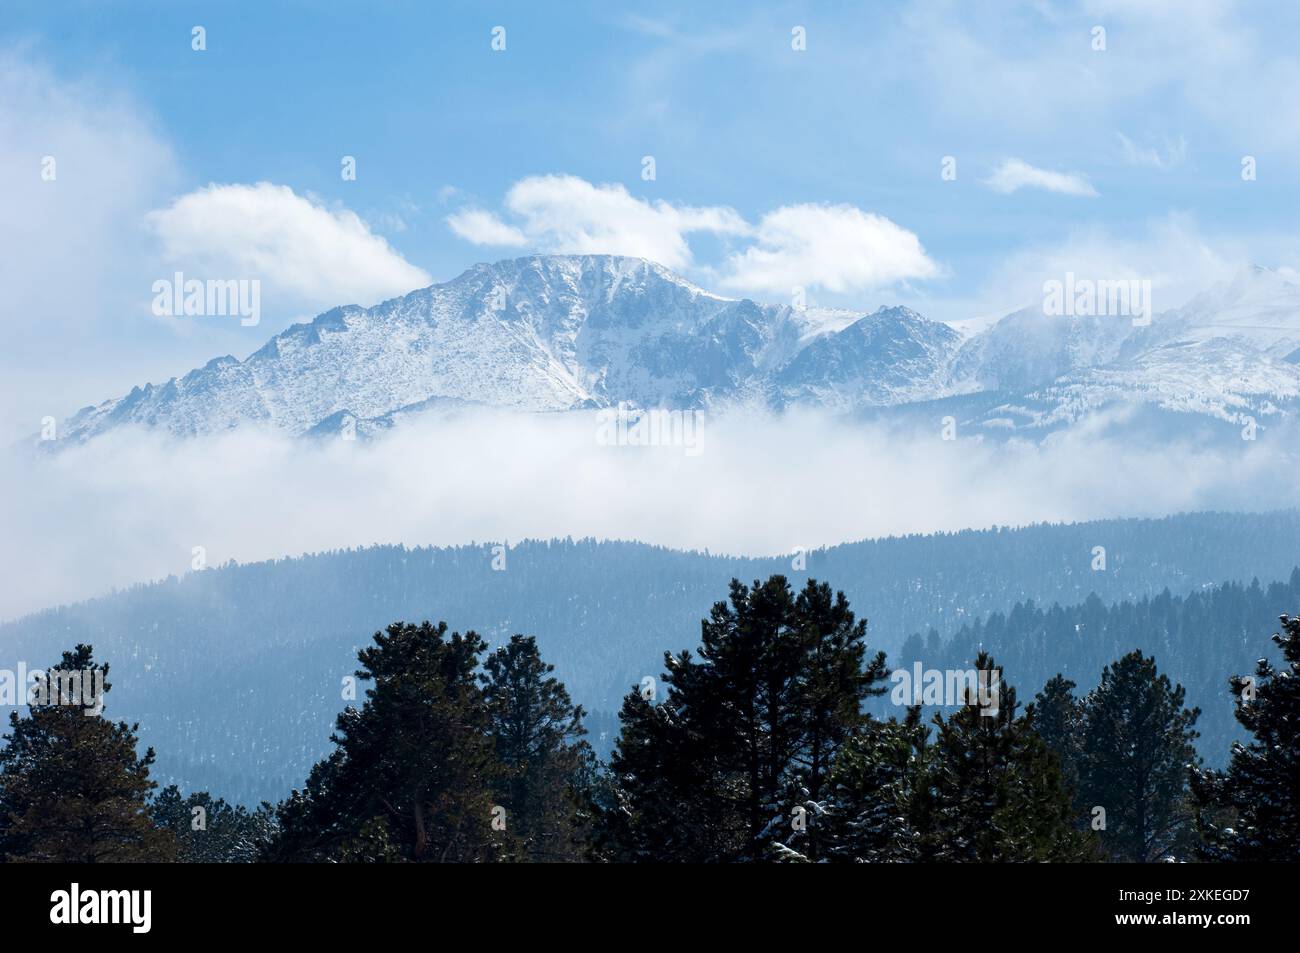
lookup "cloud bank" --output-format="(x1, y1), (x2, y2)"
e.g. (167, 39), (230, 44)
(2, 407), (1297, 622)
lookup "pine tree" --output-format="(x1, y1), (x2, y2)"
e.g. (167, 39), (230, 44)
(819, 707), (932, 862)
(791, 581), (889, 800)
(266, 621), (504, 862)
(0, 645), (176, 862)
(597, 671), (742, 861)
(1077, 650), (1200, 862)
(151, 787), (277, 862)
(481, 635), (592, 861)
(783, 581), (889, 860)
(601, 576), (888, 862)
(1031, 674), (1084, 804)
(928, 653), (1089, 861)
(1192, 615), (1300, 860)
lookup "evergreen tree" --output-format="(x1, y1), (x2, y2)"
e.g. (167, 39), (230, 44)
(151, 787), (277, 862)
(1031, 674), (1084, 804)
(481, 635), (593, 861)
(792, 581), (890, 801)
(818, 707), (932, 862)
(1077, 650), (1200, 862)
(0, 645), (176, 862)
(597, 672), (742, 861)
(601, 576), (888, 862)
(266, 621), (504, 862)
(927, 653), (1089, 861)
(782, 581), (889, 860)
(1192, 615), (1300, 860)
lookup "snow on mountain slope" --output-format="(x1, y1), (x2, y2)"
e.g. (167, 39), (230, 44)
(999, 337), (1300, 431)
(48, 257), (1300, 444)
(1163, 264), (1300, 358)
(930, 266), (1300, 436)
(55, 255), (956, 441)
(950, 305), (1136, 394)
(774, 306), (961, 409)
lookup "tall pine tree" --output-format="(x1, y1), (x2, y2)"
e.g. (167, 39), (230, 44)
(601, 576), (887, 862)
(482, 635), (592, 861)
(927, 653), (1090, 861)
(1077, 650), (1200, 862)
(1192, 615), (1300, 860)
(267, 621), (504, 862)
(0, 645), (176, 862)
(1030, 674), (1084, 808)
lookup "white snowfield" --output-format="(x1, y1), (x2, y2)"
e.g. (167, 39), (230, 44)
(55, 255), (1300, 442)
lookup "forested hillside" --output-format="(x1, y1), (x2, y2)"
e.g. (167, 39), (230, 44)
(3, 510), (1298, 802)
(5, 580), (1297, 864)
(892, 571), (1300, 759)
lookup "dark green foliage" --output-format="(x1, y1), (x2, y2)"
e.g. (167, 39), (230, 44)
(924, 654), (1091, 862)
(814, 659), (1089, 863)
(151, 787), (276, 862)
(482, 635), (593, 861)
(0, 645), (175, 862)
(602, 576), (890, 862)
(266, 621), (505, 862)
(819, 708), (932, 862)
(595, 677), (740, 862)
(1193, 615), (1300, 860)
(1072, 651), (1200, 862)
(8, 511), (1297, 801)
(1030, 675), (1084, 799)
(793, 581), (890, 802)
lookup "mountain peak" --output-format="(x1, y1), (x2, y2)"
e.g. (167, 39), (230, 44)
(1172, 262), (1300, 357)
(456, 253), (732, 304)
(57, 252), (1297, 446)
(50, 254), (965, 442)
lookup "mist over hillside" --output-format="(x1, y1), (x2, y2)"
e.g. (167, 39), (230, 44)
(5, 509), (1298, 802)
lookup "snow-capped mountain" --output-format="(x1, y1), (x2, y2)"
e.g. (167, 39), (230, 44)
(948, 265), (1300, 436)
(49, 255), (1300, 444)
(775, 306), (961, 410)
(1169, 264), (1300, 359)
(55, 255), (960, 441)
(948, 305), (1135, 395)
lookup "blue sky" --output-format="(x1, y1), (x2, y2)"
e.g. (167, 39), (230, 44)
(5, 0), (1300, 434)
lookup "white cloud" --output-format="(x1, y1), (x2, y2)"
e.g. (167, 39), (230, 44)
(977, 213), (1246, 318)
(4, 406), (1299, 621)
(147, 183), (432, 311)
(0, 52), (180, 442)
(718, 204), (940, 295)
(448, 174), (748, 271)
(1117, 132), (1188, 169)
(446, 208), (527, 246)
(449, 176), (936, 295)
(984, 159), (1099, 197)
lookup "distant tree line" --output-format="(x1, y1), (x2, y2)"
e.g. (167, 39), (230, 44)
(8, 508), (1300, 803)
(895, 569), (1300, 765)
(0, 576), (1296, 862)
